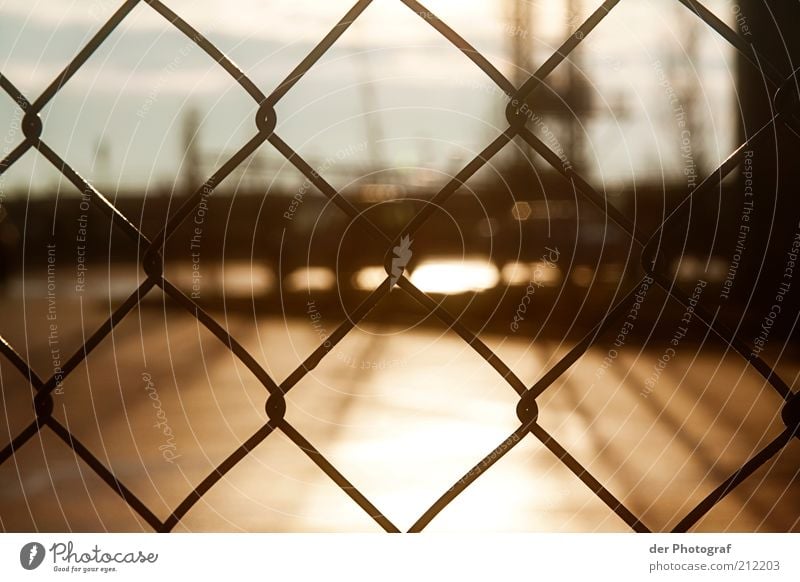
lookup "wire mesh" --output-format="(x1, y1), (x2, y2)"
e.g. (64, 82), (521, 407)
(0, 0), (798, 533)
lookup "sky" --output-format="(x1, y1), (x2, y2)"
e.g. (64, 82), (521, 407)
(0, 0), (738, 196)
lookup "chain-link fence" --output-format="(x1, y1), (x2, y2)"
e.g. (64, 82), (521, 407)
(0, 0), (798, 533)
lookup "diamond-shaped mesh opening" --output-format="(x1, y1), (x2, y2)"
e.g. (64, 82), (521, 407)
(525, 0), (738, 191)
(424, 434), (631, 532)
(49, 290), (269, 521)
(272, 0), (511, 194)
(174, 431), (384, 532)
(286, 321), (519, 530)
(37, 4), (258, 193)
(537, 287), (788, 531)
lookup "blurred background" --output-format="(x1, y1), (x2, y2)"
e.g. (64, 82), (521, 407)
(0, 0), (798, 532)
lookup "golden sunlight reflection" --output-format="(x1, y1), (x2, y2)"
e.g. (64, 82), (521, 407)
(501, 261), (563, 287)
(285, 267), (337, 293)
(352, 266), (388, 291)
(222, 263), (274, 297)
(410, 258), (499, 294)
(1, 300), (796, 532)
(168, 261), (274, 297)
(570, 266), (594, 288)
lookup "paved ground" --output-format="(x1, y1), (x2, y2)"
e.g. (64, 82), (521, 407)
(0, 288), (798, 532)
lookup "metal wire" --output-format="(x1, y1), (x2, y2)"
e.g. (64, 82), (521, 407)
(0, 0), (798, 533)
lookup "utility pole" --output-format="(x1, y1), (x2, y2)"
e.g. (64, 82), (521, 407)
(564, 0), (587, 170)
(504, 0), (533, 172)
(506, 0), (532, 90)
(93, 137), (111, 190)
(504, 0), (591, 173)
(181, 106), (203, 196)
